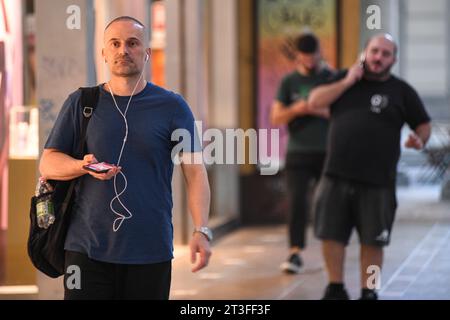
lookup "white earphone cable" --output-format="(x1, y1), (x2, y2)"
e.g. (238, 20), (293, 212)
(106, 58), (147, 232)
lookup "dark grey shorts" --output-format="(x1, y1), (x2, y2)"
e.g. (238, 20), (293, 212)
(313, 175), (397, 247)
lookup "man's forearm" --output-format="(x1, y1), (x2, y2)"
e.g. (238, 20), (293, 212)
(271, 101), (307, 126)
(184, 165), (211, 227)
(308, 78), (353, 110)
(271, 104), (299, 126)
(415, 122), (431, 146)
(39, 150), (86, 181)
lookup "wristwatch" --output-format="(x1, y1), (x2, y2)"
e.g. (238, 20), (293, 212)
(193, 226), (213, 242)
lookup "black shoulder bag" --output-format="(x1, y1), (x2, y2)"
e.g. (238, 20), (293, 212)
(27, 86), (99, 278)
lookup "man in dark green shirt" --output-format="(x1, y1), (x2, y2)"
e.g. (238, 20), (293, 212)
(271, 33), (334, 274)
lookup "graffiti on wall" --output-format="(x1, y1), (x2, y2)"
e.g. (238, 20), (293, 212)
(257, 0), (338, 163)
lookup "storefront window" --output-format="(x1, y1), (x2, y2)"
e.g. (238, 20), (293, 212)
(8, 105), (38, 159)
(1, 0), (38, 288)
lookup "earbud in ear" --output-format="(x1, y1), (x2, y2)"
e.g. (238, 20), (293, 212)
(145, 54), (149, 62)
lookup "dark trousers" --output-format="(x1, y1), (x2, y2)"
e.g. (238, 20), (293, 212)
(64, 250), (172, 300)
(285, 152), (326, 249)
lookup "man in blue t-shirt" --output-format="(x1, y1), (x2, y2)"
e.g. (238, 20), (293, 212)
(39, 16), (212, 300)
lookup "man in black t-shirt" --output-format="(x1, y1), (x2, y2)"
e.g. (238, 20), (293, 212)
(308, 34), (431, 300)
(271, 33), (334, 274)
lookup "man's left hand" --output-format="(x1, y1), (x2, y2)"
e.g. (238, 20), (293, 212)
(189, 233), (212, 273)
(405, 132), (424, 150)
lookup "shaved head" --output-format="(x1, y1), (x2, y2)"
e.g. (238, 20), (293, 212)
(365, 33), (397, 57)
(105, 16), (145, 32)
(103, 16), (146, 45)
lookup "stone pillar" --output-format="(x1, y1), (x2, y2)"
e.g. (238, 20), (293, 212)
(34, 0), (95, 292)
(36, 0), (96, 149)
(166, 0), (241, 243)
(210, 0), (240, 230)
(165, 0), (190, 244)
(166, 0), (210, 244)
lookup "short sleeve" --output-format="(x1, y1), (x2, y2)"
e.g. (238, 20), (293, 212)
(276, 76), (291, 106)
(44, 91), (81, 156)
(170, 95), (202, 152)
(402, 83), (431, 130)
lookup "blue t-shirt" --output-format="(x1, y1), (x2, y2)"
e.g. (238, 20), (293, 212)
(44, 82), (200, 264)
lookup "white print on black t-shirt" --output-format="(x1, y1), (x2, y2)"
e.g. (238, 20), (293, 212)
(370, 94), (389, 113)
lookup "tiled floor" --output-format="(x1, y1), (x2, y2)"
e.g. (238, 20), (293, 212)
(1, 185), (449, 300)
(174, 185), (450, 300)
(380, 224), (450, 299)
(168, 223), (450, 300)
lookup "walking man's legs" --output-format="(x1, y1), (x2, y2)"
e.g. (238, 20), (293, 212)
(322, 240), (346, 283)
(281, 167), (311, 274)
(360, 245), (382, 300)
(321, 240), (350, 300)
(282, 154), (325, 274)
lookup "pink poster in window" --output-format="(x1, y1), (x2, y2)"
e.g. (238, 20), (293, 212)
(257, 0), (338, 164)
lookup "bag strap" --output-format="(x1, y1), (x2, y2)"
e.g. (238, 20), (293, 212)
(61, 86), (100, 212)
(77, 86), (100, 157)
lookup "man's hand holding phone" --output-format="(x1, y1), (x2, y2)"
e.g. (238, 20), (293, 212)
(344, 58), (364, 88)
(82, 154), (121, 181)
